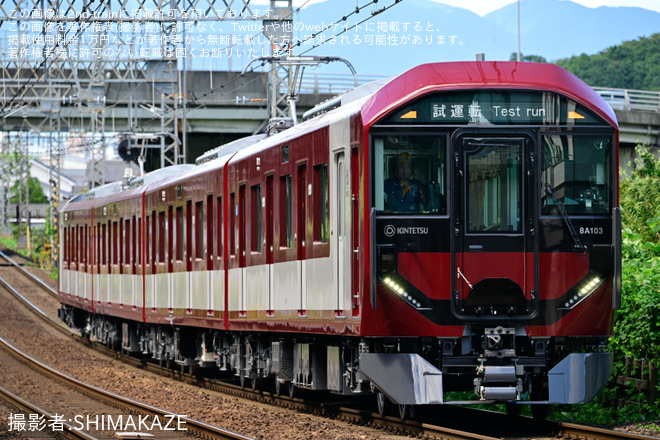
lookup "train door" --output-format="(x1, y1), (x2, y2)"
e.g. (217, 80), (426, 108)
(239, 185), (247, 316)
(334, 152), (350, 314)
(451, 134), (537, 319)
(351, 146), (360, 317)
(266, 175), (275, 316)
(186, 200), (193, 313)
(297, 164), (307, 315)
(118, 219), (124, 307)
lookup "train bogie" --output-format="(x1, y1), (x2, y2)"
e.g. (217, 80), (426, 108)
(59, 61), (620, 415)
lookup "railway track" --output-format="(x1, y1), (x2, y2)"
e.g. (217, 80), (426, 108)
(1, 249), (658, 440)
(0, 335), (255, 440)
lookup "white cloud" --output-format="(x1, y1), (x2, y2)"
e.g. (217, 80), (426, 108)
(429, 0), (660, 15)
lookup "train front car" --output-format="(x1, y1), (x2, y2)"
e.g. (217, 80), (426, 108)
(358, 62), (621, 417)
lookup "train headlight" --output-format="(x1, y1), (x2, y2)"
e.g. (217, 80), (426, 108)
(562, 276), (603, 309)
(380, 275), (430, 311)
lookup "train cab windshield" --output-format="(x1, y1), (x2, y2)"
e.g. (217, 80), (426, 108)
(541, 134), (612, 215)
(372, 134), (447, 215)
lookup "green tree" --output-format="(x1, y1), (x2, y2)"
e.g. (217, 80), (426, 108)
(10, 177), (48, 204)
(608, 144), (660, 409)
(556, 33), (660, 90)
(509, 53), (547, 63)
(619, 145), (660, 244)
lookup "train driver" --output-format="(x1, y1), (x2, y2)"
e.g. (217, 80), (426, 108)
(384, 152), (427, 213)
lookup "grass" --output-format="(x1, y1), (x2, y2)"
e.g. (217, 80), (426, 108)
(0, 233), (58, 280)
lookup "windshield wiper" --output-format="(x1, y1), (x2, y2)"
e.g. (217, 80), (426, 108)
(545, 183), (587, 252)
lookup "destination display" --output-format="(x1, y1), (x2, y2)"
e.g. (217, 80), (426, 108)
(382, 90), (606, 125)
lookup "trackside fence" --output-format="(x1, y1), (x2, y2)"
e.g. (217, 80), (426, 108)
(602, 357), (658, 407)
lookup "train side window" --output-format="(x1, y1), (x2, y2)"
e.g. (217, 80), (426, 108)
(144, 216), (149, 266)
(107, 222), (112, 265)
(239, 185), (246, 263)
(63, 227), (68, 264)
(107, 221), (112, 266)
(176, 205), (184, 262)
(136, 217), (141, 266)
(206, 195), (214, 265)
(150, 212), (155, 266)
(216, 196), (223, 259)
(251, 184), (262, 252)
(73, 225), (78, 264)
(158, 211), (166, 264)
(196, 201), (204, 260)
(101, 223), (107, 265)
(68, 226), (73, 264)
(95, 224), (100, 268)
(119, 220), (124, 266)
(72, 226), (75, 264)
(186, 201), (193, 265)
(280, 175), (292, 248)
(167, 206), (174, 268)
(83, 225), (88, 265)
(112, 221), (119, 265)
(69, 226), (73, 264)
(80, 225), (84, 264)
(125, 219), (131, 265)
(230, 193), (236, 256)
(541, 134), (612, 215)
(79, 225), (83, 264)
(75, 226), (79, 264)
(314, 163), (329, 243)
(372, 134), (447, 214)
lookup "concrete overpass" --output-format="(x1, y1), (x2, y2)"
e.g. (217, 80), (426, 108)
(593, 87), (660, 167)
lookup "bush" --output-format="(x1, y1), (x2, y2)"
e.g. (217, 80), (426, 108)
(609, 230), (660, 365)
(619, 145), (660, 244)
(613, 145), (660, 367)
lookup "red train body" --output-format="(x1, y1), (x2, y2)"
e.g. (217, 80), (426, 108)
(59, 61), (621, 418)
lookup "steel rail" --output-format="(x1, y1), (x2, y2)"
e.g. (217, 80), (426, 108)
(0, 385), (100, 440)
(0, 249), (59, 298)
(558, 422), (660, 440)
(2, 248), (658, 440)
(0, 336), (255, 440)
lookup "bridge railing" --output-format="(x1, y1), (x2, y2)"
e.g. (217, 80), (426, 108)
(593, 87), (660, 112)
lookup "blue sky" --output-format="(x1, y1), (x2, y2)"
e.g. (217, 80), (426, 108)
(276, 0), (660, 15)
(433, 0), (660, 15)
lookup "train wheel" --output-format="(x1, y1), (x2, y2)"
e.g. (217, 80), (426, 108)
(376, 392), (393, 417)
(251, 373), (260, 391)
(505, 403), (522, 417)
(398, 404), (413, 421)
(531, 404), (550, 420)
(239, 374), (249, 388)
(531, 375), (550, 420)
(288, 382), (298, 398)
(275, 378), (286, 396)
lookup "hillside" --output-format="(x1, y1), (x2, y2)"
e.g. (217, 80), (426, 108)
(556, 33), (660, 91)
(290, 0), (660, 76)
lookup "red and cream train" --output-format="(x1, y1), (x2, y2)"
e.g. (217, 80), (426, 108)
(59, 61), (621, 418)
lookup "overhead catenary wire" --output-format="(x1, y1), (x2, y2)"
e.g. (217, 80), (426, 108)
(0, 0), (101, 117)
(186, 0), (405, 108)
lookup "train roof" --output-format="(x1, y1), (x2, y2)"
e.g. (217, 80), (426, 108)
(195, 134), (267, 165)
(361, 61), (618, 128)
(63, 61), (617, 210)
(61, 164), (197, 211)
